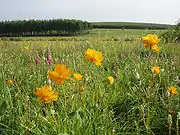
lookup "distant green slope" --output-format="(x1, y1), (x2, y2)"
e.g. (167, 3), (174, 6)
(91, 22), (173, 30)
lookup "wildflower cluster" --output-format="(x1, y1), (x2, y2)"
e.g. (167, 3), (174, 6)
(23, 46), (53, 68)
(142, 34), (178, 96)
(33, 47), (115, 103)
(33, 34), (177, 106)
(35, 64), (84, 103)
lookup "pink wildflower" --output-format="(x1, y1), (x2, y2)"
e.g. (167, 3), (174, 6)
(46, 48), (53, 66)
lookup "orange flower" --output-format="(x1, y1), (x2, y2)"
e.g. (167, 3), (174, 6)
(34, 84), (58, 103)
(48, 64), (72, 85)
(73, 73), (82, 81)
(168, 86), (178, 95)
(151, 66), (160, 75)
(152, 44), (159, 52)
(85, 48), (103, 66)
(142, 34), (160, 49)
(7, 79), (13, 85)
(106, 76), (114, 84)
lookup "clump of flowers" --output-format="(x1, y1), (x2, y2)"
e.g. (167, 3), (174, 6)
(142, 34), (160, 51)
(34, 84), (58, 103)
(48, 64), (72, 85)
(84, 48), (103, 66)
(73, 73), (83, 81)
(151, 66), (160, 75)
(168, 86), (178, 95)
(106, 76), (114, 84)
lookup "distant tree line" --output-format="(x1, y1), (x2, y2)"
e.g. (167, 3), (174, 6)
(92, 24), (172, 30)
(0, 19), (92, 37)
(161, 20), (180, 42)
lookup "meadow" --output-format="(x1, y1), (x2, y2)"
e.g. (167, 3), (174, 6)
(0, 29), (180, 135)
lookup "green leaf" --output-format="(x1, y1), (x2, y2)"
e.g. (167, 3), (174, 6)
(0, 101), (7, 115)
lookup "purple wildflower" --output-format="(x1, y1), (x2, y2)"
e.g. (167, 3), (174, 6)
(46, 48), (52, 66)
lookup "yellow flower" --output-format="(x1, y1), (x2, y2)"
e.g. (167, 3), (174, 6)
(48, 64), (72, 85)
(152, 44), (159, 52)
(85, 48), (103, 66)
(34, 84), (58, 103)
(24, 46), (29, 50)
(151, 66), (160, 75)
(73, 73), (83, 81)
(168, 86), (178, 95)
(106, 76), (114, 84)
(142, 34), (160, 49)
(7, 79), (13, 85)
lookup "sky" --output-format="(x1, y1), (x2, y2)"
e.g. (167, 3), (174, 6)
(0, 0), (179, 24)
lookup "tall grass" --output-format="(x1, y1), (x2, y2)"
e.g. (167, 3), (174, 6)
(0, 31), (180, 134)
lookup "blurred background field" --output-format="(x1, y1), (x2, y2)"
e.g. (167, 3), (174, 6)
(0, 28), (164, 41)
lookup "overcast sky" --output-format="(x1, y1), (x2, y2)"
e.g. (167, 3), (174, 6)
(0, 0), (179, 24)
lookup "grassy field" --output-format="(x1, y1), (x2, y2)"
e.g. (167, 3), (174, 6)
(1, 29), (164, 41)
(0, 29), (180, 135)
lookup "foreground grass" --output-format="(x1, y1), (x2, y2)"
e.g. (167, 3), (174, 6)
(0, 32), (180, 134)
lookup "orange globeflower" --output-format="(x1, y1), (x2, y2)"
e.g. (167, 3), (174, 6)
(152, 44), (159, 52)
(85, 48), (103, 66)
(73, 73), (83, 81)
(168, 86), (178, 95)
(152, 66), (160, 75)
(7, 79), (13, 85)
(93, 51), (104, 66)
(106, 76), (114, 84)
(85, 48), (94, 62)
(48, 64), (72, 85)
(142, 34), (160, 49)
(34, 84), (58, 103)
